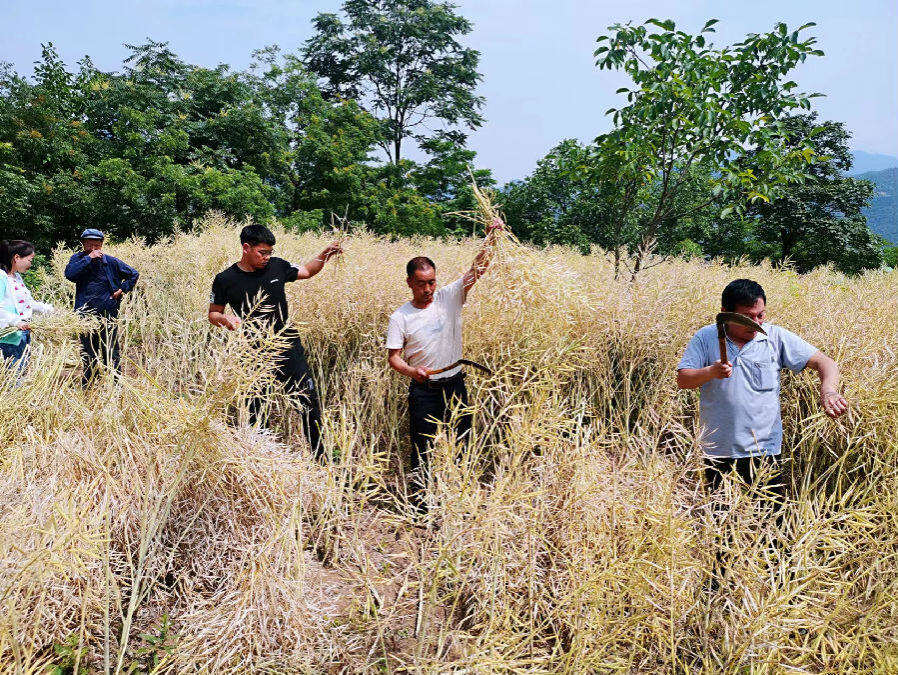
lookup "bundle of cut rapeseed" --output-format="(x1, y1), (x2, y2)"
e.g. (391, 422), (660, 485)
(461, 178), (597, 373)
(0, 310), (100, 344)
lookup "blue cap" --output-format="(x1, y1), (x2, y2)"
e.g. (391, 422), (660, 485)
(80, 228), (105, 240)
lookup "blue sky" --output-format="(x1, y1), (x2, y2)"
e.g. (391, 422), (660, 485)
(2, 0), (896, 184)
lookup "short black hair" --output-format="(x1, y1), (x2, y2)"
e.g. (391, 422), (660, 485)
(406, 256), (436, 277)
(240, 224), (276, 247)
(722, 279), (766, 311)
(0, 240), (34, 272)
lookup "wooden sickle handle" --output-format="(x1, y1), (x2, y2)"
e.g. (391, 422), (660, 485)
(425, 362), (459, 376)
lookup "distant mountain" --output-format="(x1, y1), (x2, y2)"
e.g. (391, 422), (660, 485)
(849, 151), (898, 176)
(856, 168), (898, 244)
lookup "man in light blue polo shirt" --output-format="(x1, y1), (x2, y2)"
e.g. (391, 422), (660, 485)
(677, 279), (848, 494)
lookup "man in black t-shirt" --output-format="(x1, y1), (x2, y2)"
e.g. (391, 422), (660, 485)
(209, 224), (342, 458)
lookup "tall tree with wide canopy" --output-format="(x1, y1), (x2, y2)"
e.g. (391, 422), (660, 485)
(245, 45), (379, 224)
(303, 0), (484, 165)
(0, 44), (96, 248)
(501, 139), (633, 253)
(588, 19), (825, 279)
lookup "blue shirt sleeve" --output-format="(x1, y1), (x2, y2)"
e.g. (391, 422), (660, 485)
(774, 326), (818, 372)
(64, 253), (92, 282)
(116, 258), (140, 292)
(678, 327), (711, 370)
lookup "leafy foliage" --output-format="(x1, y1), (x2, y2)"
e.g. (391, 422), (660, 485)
(46, 633), (88, 675)
(502, 139), (627, 253)
(0, 37), (490, 247)
(304, 0), (484, 165)
(411, 130), (494, 235)
(588, 18), (826, 277)
(883, 246), (898, 269)
(736, 114), (883, 274)
(0, 12), (887, 276)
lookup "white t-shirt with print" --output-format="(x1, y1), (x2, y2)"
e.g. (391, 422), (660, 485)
(386, 278), (465, 380)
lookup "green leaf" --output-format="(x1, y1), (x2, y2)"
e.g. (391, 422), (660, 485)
(747, 191), (770, 203)
(645, 18), (675, 31)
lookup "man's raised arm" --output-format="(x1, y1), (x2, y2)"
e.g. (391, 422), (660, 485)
(294, 242), (344, 280)
(463, 218), (504, 294)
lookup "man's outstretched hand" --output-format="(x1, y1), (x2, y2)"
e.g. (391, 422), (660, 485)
(821, 391), (849, 419)
(321, 241), (344, 261)
(220, 314), (242, 331)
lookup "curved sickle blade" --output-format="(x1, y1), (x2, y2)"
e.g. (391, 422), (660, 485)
(716, 312), (767, 335)
(426, 359), (494, 377)
(458, 358), (493, 375)
(715, 312), (766, 366)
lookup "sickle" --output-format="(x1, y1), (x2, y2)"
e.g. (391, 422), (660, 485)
(426, 358), (493, 377)
(715, 312), (766, 365)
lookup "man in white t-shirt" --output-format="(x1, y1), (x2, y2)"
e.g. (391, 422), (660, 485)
(386, 218), (504, 509)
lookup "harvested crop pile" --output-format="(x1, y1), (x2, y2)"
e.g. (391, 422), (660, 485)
(2, 211), (897, 673)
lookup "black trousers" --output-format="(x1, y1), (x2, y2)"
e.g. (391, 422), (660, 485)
(704, 454), (785, 583)
(249, 336), (323, 459)
(703, 454), (785, 502)
(408, 374), (472, 507)
(79, 319), (120, 388)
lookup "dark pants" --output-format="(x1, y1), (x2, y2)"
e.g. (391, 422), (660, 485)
(703, 454), (785, 502)
(704, 454), (785, 584)
(79, 320), (120, 387)
(408, 374), (472, 508)
(1, 332), (31, 383)
(249, 336), (323, 460)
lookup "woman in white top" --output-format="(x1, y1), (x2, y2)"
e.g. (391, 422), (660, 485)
(0, 240), (54, 375)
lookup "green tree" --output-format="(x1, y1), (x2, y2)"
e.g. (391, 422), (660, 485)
(0, 44), (94, 249)
(245, 46), (379, 223)
(410, 130), (493, 235)
(883, 246), (898, 269)
(0, 37), (484, 245)
(739, 114), (882, 274)
(357, 160), (444, 236)
(590, 19), (825, 279)
(304, 0), (484, 165)
(501, 139), (624, 252)
(78, 41), (278, 240)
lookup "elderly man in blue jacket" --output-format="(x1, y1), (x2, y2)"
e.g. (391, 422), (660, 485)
(64, 229), (139, 386)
